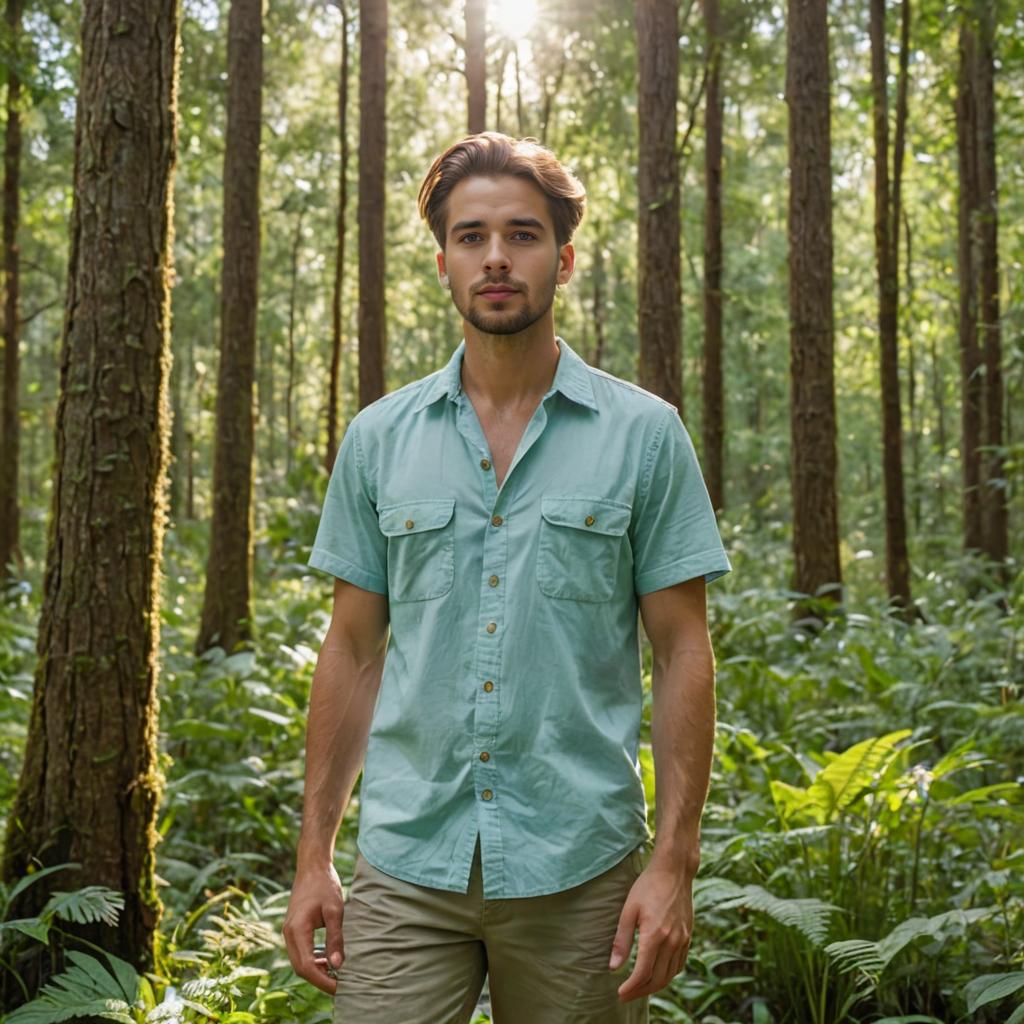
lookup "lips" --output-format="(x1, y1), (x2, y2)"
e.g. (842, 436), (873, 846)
(479, 287), (519, 300)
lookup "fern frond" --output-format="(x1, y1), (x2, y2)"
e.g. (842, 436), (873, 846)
(823, 938), (885, 978)
(4, 951), (136, 1024)
(809, 729), (912, 820)
(44, 886), (125, 928)
(705, 882), (839, 947)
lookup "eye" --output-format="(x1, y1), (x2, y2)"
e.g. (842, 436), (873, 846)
(458, 232), (482, 243)
(512, 231), (537, 241)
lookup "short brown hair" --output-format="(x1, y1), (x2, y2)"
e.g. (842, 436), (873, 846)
(417, 132), (586, 250)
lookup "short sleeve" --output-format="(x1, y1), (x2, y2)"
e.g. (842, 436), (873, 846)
(307, 417), (388, 594)
(631, 408), (731, 595)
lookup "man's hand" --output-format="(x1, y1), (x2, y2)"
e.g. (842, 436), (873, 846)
(608, 859), (695, 1003)
(283, 864), (346, 996)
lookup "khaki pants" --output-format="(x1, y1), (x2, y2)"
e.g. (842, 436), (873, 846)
(333, 836), (650, 1023)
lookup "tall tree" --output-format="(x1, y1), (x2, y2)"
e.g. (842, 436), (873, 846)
(196, 0), (263, 655)
(0, 0), (180, 1001)
(785, 0), (842, 612)
(702, 0), (725, 512)
(465, 0), (486, 134)
(869, 0), (912, 609)
(326, 0), (351, 471)
(956, 18), (983, 554)
(358, 0), (387, 407)
(635, 0), (681, 409)
(0, 0), (24, 585)
(973, 0), (1007, 571)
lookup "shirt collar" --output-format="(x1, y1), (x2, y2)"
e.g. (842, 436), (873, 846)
(412, 336), (598, 413)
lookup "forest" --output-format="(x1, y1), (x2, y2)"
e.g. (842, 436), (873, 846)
(0, 0), (1021, 1021)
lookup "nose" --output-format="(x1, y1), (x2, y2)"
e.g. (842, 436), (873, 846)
(482, 237), (511, 274)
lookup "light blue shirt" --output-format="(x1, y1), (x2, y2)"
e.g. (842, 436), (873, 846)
(307, 336), (731, 897)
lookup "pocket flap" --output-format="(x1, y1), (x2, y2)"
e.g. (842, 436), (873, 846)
(540, 496), (631, 537)
(378, 498), (456, 537)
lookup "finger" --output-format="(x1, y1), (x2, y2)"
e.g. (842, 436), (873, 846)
(642, 936), (679, 997)
(284, 909), (337, 996)
(617, 925), (659, 1000)
(324, 898), (345, 970)
(669, 935), (692, 980)
(608, 899), (639, 971)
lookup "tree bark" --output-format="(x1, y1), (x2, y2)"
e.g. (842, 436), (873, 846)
(327, 0), (350, 472)
(702, 0), (724, 512)
(973, 0), (1007, 570)
(286, 203), (304, 478)
(197, 0), (262, 655)
(956, 19), (983, 554)
(635, 0), (682, 410)
(869, 0), (912, 610)
(785, 0), (842, 614)
(358, 0), (387, 407)
(0, 0), (179, 1001)
(465, 0), (485, 134)
(0, 0), (24, 584)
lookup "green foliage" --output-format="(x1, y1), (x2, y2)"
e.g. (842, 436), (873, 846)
(4, 951), (138, 1024)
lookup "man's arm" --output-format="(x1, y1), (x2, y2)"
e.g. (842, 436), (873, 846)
(611, 575), (716, 1003)
(283, 577), (390, 996)
(644, 574), (716, 874)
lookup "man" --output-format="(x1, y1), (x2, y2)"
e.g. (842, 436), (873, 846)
(283, 132), (731, 1023)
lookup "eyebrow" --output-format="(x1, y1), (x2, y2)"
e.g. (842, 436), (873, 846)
(449, 217), (547, 234)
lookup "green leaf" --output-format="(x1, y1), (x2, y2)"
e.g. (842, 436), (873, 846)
(700, 879), (839, 947)
(44, 886), (124, 928)
(0, 917), (50, 943)
(6, 863), (81, 907)
(4, 950), (135, 1023)
(964, 972), (1024, 1013)
(808, 729), (912, 820)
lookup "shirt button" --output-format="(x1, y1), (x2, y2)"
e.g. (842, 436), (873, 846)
(480, 751), (490, 762)
(483, 680), (494, 692)
(486, 621), (497, 634)
(482, 789), (493, 800)
(406, 519), (415, 529)
(489, 574), (499, 587)
(480, 458), (491, 470)
(585, 515), (595, 527)
(491, 514), (503, 527)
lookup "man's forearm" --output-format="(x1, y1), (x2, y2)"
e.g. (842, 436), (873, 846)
(648, 639), (717, 877)
(296, 641), (385, 871)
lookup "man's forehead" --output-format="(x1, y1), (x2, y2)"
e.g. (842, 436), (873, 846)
(446, 175), (552, 229)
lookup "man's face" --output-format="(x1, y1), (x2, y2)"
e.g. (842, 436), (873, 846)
(436, 174), (574, 337)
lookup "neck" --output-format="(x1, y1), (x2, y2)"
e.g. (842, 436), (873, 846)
(460, 314), (560, 411)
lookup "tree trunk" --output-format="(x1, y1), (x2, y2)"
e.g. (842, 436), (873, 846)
(869, 0), (912, 610)
(635, 0), (682, 410)
(327, 0), (350, 472)
(0, 0), (24, 584)
(956, 19), (983, 554)
(196, 0), (262, 655)
(0, 0), (180, 1002)
(973, 0), (1007, 571)
(702, 0), (724, 512)
(785, 0), (842, 614)
(286, 203), (304, 478)
(358, 0), (387, 407)
(465, 0), (486, 134)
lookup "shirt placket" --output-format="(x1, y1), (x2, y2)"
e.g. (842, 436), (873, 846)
(454, 389), (554, 898)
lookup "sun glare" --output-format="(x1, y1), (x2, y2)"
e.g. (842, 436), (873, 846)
(490, 0), (539, 40)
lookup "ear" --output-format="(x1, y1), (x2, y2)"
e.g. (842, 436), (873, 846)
(436, 251), (449, 287)
(556, 242), (575, 286)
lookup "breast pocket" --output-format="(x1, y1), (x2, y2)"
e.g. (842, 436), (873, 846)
(537, 496), (632, 603)
(378, 498), (456, 602)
